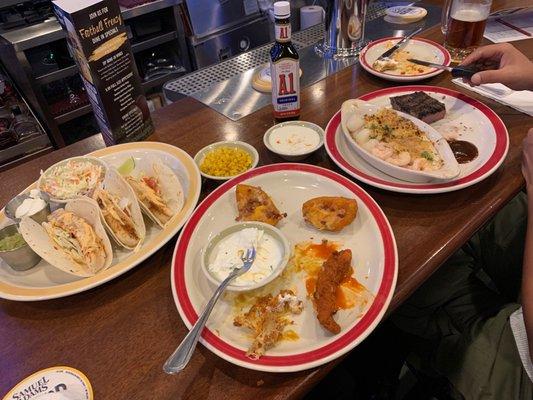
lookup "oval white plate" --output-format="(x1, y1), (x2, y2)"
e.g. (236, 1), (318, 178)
(171, 163), (398, 372)
(340, 100), (460, 182)
(0, 142), (202, 301)
(325, 86), (509, 194)
(360, 37), (451, 82)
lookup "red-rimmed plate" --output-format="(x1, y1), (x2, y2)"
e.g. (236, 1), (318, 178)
(171, 163), (397, 372)
(360, 37), (451, 82)
(325, 86), (509, 194)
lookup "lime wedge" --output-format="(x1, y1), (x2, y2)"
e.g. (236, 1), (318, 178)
(117, 157), (135, 176)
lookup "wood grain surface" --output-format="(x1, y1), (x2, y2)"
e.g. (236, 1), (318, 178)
(1, 1), (532, 398)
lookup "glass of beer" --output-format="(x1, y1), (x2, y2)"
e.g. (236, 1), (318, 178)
(442, 0), (492, 62)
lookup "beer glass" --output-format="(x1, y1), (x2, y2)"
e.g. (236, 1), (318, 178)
(315, 0), (369, 58)
(442, 0), (492, 62)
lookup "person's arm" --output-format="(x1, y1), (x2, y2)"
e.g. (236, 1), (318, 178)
(521, 129), (533, 360)
(461, 43), (533, 91)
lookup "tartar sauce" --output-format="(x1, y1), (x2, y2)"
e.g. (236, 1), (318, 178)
(269, 125), (320, 155)
(208, 227), (283, 286)
(15, 190), (46, 219)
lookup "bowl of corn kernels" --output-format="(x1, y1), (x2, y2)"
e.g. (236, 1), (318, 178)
(194, 141), (259, 181)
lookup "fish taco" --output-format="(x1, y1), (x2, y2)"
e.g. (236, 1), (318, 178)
(124, 158), (184, 227)
(93, 168), (146, 250)
(19, 198), (113, 277)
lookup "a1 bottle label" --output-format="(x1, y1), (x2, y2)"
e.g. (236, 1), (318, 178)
(275, 24), (291, 43)
(271, 59), (300, 119)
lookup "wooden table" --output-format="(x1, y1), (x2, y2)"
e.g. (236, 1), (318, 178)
(1, 1), (532, 398)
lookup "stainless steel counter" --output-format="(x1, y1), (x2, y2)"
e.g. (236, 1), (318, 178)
(185, 42), (358, 121)
(164, 2), (443, 121)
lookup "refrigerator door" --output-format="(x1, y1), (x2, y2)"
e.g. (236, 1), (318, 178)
(185, 0), (261, 38)
(189, 16), (270, 69)
(186, 0), (259, 37)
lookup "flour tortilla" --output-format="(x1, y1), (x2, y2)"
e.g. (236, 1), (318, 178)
(94, 168), (146, 250)
(126, 157), (184, 228)
(19, 197), (113, 277)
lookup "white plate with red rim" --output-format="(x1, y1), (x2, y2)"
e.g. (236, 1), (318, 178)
(325, 86), (509, 194)
(359, 37), (451, 82)
(171, 163), (398, 372)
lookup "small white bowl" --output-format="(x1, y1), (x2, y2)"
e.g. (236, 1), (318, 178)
(263, 121), (324, 161)
(201, 221), (290, 292)
(38, 156), (108, 203)
(194, 140), (259, 181)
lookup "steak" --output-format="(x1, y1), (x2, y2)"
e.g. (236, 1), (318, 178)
(390, 91), (446, 124)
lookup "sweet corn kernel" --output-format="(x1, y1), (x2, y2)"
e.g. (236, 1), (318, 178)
(200, 146), (253, 177)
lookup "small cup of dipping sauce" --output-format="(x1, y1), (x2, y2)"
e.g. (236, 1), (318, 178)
(5, 189), (50, 224)
(0, 224), (41, 271)
(264, 121), (324, 161)
(201, 221), (290, 291)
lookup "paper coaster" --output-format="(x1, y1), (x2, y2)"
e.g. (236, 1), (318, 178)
(252, 65), (304, 93)
(2, 366), (93, 400)
(385, 6), (427, 24)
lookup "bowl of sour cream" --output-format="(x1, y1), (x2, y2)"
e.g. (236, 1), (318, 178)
(4, 189), (50, 224)
(264, 121), (324, 161)
(201, 222), (290, 291)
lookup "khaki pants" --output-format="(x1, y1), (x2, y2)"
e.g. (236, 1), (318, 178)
(393, 193), (532, 400)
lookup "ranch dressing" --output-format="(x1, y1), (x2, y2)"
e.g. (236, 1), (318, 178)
(269, 125), (320, 155)
(208, 227), (283, 286)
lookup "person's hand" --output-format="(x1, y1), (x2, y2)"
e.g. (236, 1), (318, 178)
(460, 43), (533, 91)
(522, 128), (533, 190)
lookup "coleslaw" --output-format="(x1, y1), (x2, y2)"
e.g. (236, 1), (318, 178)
(40, 159), (105, 200)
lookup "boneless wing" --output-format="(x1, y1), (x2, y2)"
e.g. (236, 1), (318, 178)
(314, 249), (353, 334)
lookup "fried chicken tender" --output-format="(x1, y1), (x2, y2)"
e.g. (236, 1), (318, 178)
(302, 197), (358, 232)
(235, 184), (286, 226)
(314, 249), (353, 334)
(234, 290), (303, 359)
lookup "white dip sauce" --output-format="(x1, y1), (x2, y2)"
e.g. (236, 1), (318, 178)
(269, 125), (320, 155)
(208, 227), (283, 286)
(15, 190), (46, 219)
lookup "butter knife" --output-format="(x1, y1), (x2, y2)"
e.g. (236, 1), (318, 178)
(407, 58), (479, 78)
(376, 27), (423, 61)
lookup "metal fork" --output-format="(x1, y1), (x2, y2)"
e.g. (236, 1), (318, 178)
(163, 247), (256, 374)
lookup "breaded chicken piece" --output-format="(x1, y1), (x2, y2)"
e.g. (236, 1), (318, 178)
(302, 197), (357, 232)
(235, 184), (286, 226)
(314, 249), (353, 334)
(234, 290), (303, 359)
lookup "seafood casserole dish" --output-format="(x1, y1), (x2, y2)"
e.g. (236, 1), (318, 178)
(341, 99), (460, 183)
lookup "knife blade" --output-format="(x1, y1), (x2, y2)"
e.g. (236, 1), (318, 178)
(407, 58), (479, 78)
(376, 27), (423, 61)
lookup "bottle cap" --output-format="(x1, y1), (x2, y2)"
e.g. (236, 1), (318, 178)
(274, 1), (290, 19)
